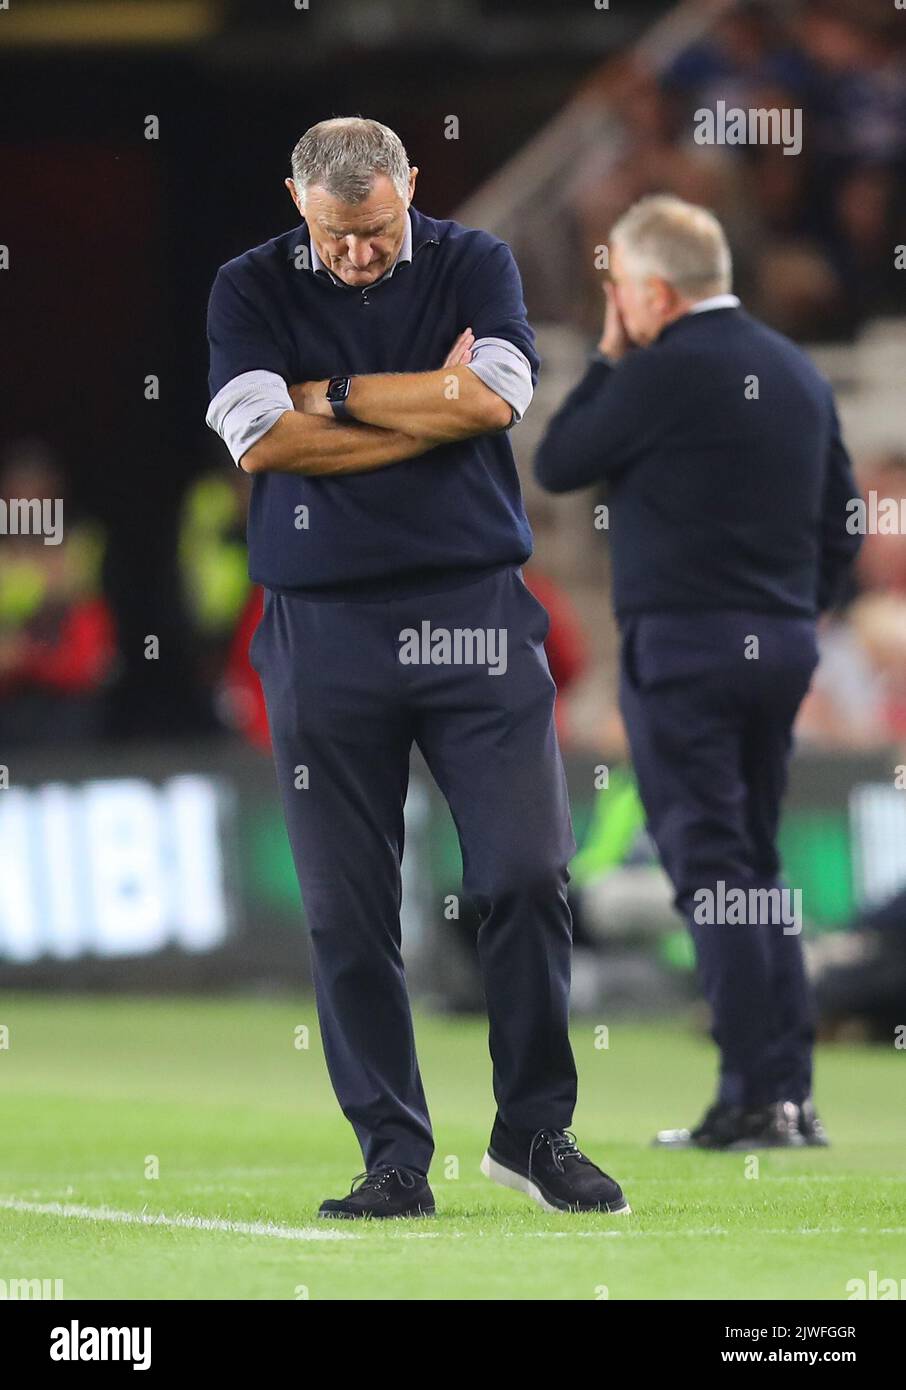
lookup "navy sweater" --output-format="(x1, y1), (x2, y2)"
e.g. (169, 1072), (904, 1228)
(207, 207), (537, 598)
(534, 308), (861, 621)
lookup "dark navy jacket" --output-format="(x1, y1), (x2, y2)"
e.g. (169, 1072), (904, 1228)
(207, 207), (538, 598)
(534, 308), (861, 621)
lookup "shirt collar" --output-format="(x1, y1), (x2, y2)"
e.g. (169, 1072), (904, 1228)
(309, 211), (413, 287)
(687, 293), (741, 314)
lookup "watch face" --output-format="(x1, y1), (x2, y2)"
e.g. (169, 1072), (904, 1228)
(327, 376), (350, 403)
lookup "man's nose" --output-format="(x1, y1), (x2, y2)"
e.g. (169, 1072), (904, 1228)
(345, 238), (375, 268)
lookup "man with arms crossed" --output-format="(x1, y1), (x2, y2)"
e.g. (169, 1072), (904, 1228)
(206, 118), (629, 1216)
(536, 196), (861, 1151)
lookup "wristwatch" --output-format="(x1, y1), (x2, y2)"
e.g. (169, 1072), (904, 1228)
(326, 376), (352, 420)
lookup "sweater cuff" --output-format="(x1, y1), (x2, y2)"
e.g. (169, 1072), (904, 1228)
(465, 337), (534, 425)
(206, 370), (294, 467)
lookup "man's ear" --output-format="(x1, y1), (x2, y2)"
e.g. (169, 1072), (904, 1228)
(285, 177), (303, 215)
(407, 166), (419, 205)
(650, 276), (675, 315)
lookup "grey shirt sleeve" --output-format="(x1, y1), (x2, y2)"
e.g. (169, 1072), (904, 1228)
(465, 336), (534, 425)
(205, 369), (294, 466)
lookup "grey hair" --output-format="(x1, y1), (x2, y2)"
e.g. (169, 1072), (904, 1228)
(290, 117), (411, 205)
(610, 194), (733, 297)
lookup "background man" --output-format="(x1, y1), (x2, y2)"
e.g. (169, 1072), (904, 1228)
(535, 195), (862, 1151)
(206, 117), (629, 1216)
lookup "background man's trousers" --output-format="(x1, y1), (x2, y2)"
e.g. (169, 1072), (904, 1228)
(618, 609), (820, 1109)
(251, 566), (577, 1176)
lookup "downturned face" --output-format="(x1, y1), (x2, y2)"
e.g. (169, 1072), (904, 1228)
(289, 171), (416, 287)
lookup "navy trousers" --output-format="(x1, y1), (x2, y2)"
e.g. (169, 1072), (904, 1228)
(251, 566), (578, 1175)
(618, 610), (819, 1108)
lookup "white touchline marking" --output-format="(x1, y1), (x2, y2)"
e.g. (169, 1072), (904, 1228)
(2, 1199), (902, 1243)
(515, 1226), (906, 1238)
(401, 1226), (906, 1239)
(624, 1174), (906, 1185)
(0, 1198), (358, 1241)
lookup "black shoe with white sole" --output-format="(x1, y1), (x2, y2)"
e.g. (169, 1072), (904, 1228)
(799, 1097), (830, 1147)
(481, 1121), (630, 1214)
(318, 1166), (435, 1219)
(653, 1099), (805, 1150)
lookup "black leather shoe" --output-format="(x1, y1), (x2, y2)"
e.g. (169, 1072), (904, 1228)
(799, 1097), (830, 1147)
(481, 1122), (630, 1213)
(318, 1166), (435, 1219)
(653, 1100), (805, 1150)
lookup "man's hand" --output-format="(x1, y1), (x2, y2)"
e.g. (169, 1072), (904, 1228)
(598, 281), (631, 362)
(442, 327), (475, 368)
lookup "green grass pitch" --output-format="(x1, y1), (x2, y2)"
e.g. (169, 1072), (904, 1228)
(0, 994), (903, 1300)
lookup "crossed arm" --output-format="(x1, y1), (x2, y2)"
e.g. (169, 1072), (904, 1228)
(241, 329), (511, 476)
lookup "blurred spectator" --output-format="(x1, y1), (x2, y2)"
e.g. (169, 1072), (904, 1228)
(666, 3), (811, 101)
(179, 469), (253, 690)
(826, 167), (906, 329)
(751, 237), (846, 338)
(798, 450), (906, 747)
(0, 441), (115, 745)
(797, 1), (906, 170)
(223, 586), (269, 752)
(809, 879), (906, 1040)
(799, 593), (906, 746)
(522, 563), (590, 744)
(566, 0), (906, 341)
(853, 452), (906, 596)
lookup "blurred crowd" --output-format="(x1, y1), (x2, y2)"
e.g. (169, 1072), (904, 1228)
(3, 442), (904, 755)
(570, 0), (906, 340)
(0, 445), (595, 754)
(798, 450), (906, 747)
(0, 443), (114, 746)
